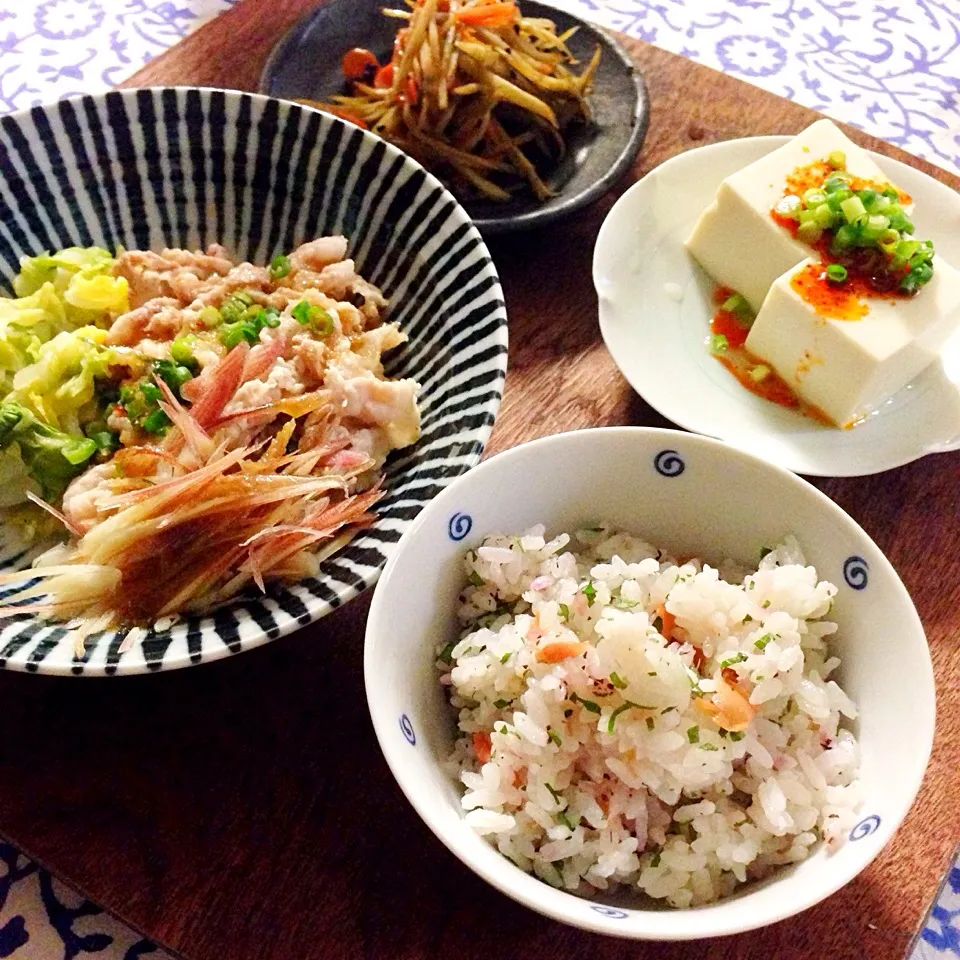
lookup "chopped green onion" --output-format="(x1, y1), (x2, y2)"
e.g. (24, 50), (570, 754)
(545, 783), (563, 804)
(827, 150), (846, 169)
(556, 811), (576, 830)
(796, 221), (823, 245)
(139, 381), (162, 403)
(609, 671), (627, 690)
(219, 293), (251, 324)
(802, 189), (826, 206)
(754, 634), (773, 650)
(729, 731), (745, 742)
(439, 641), (456, 663)
(607, 703), (633, 732)
(493, 699), (511, 709)
(748, 364), (770, 383)
(571, 693), (601, 714)
(153, 360), (193, 396)
(721, 293), (754, 324)
(581, 583), (596, 606)
(269, 254), (291, 280)
(896, 239), (921, 260)
(292, 300), (317, 325)
(219, 321), (255, 348)
(832, 223), (859, 251)
(141, 408), (171, 434)
(198, 306), (221, 328)
(687, 725), (700, 744)
(500, 652), (510, 664)
(720, 652), (748, 668)
(547, 728), (562, 746)
(558, 603), (570, 621)
(291, 300), (335, 333)
(825, 264), (848, 284)
(813, 203), (837, 228)
(263, 309), (282, 328)
(710, 333), (729, 353)
(170, 335), (198, 369)
(467, 570), (485, 587)
(699, 742), (719, 752)
(840, 196), (866, 223)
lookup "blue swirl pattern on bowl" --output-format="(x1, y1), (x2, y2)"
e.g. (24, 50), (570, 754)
(0, 88), (508, 675)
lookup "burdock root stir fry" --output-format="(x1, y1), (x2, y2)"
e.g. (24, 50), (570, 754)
(0, 239), (421, 651)
(311, 0), (601, 201)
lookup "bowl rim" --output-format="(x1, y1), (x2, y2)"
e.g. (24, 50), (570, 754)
(364, 425), (936, 939)
(0, 86), (509, 677)
(258, 0), (651, 235)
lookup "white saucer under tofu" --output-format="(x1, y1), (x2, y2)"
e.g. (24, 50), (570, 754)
(685, 119), (904, 312)
(745, 257), (960, 427)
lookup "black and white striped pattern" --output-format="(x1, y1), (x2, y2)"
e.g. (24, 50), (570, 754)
(0, 88), (508, 675)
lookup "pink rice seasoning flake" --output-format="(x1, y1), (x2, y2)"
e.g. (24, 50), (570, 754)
(437, 525), (862, 907)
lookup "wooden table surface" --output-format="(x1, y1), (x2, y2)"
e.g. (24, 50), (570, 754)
(0, 1), (957, 958)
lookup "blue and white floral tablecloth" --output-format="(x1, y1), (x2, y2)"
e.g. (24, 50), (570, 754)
(0, 0), (958, 957)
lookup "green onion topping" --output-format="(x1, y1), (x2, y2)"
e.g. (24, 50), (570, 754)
(571, 693), (601, 714)
(269, 254), (291, 280)
(720, 652), (748, 668)
(607, 703), (633, 733)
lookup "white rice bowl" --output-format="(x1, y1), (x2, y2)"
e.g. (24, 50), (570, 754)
(441, 526), (860, 908)
(364, 427), (934, 939)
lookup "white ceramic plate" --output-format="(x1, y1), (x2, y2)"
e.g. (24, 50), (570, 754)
(593, 136), (960, 477)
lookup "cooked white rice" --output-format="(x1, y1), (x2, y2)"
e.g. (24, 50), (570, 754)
(439, 525), (862, 907)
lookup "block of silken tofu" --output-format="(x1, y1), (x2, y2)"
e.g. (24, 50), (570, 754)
(744, 257), (960, 427)
(685, 120), (904, 312)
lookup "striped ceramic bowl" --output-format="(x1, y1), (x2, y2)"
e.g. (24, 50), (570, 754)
(0, 88), (508, 675)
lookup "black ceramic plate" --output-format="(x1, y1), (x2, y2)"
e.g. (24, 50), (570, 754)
(260, 0), (649, 234)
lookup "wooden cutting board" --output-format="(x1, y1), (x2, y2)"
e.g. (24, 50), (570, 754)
(0, 2), (956, 959)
